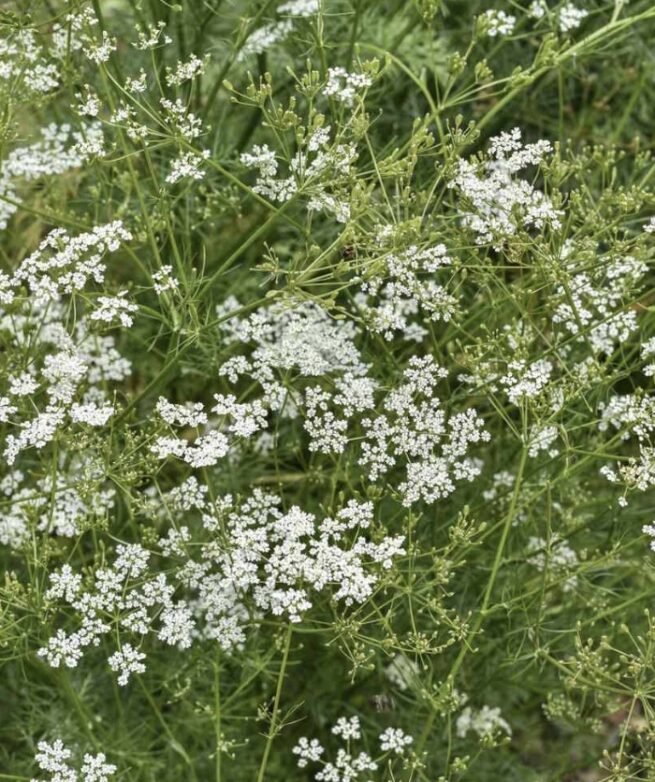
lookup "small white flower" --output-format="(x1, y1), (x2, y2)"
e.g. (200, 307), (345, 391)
(558, 3), (588, 33)
(91, 291), (138, 328)
(331, 715), (361, 740)
(108, 643), (146, 686)
(379, 727), (413, 754)
(166, 54), (205, 86)
(166, 150), (210, 184)
(480, 9), (516, 37)
(323, 66), (372, 106)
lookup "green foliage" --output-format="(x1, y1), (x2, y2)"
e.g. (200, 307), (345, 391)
(2, 1), (655, 781)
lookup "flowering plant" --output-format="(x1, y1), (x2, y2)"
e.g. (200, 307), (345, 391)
(2, 1), (655, 781)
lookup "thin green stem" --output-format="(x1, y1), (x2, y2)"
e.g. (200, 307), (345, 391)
(256, 626), (293, 782)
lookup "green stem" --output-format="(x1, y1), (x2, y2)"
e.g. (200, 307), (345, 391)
(417, 447), (528, 757)
(255, 626), (293, 782)
(214, 654), (222, 782)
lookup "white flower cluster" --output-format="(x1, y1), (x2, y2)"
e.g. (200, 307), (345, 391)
(449, 127), (561, 246)
(480, 9), (516, 37)
(0, 467), (114, 548)
(108, 643), (147, 686)
(156, 397), (208, 427)
(216, 298), (369, 451)
(379, 727), (414, 754)
(293, 716), (414, 779)
(133, 21), (172, 50)
(500, 358), (553, 405)
(558, 3), (589, 33)
(384, 653), (420, 691)
(456, 704), (512, 740)
(528, 0), (548, 18)
(165, 54), (205, 86)
(0, 123), (105, 229)
(238, 2), (320, 60)
(359, 357), (489, 506)
(0, 29), (59, 96)
(151, 430), (230, 468)
(527, 423), (559, 458)
(241, 124), (357, 220)
(11, 221), (131, 305)
(218, 298), (368, 396)
(552, 253), (646, 355)
(528, 1), (588, 32)
(240, 144), (297, 202)
(0, 223), (133, 467)
(599, 394), (655, 441)
(85, 31), (116, 65)
(598, 393), (655, 493)
(39, 491), (404, 673)
(152, 265), (179, 295)
(279, 0), (320, 15)
(90, 291), (138, 328)
(323, 67), (373, 106)
(76, 87), (101, 117)
(304, 375), (377, 453)
(166, 149), (210, 184)
(38, 542), (191, 681)
(238, 21), (293, 60)
(31, 739), (116, 782)
(160, 98), (205, 140)
(192, 492), (404, 643)
(151, 394), (267, 468)
(527, 536), (579, 591)
(640, 337), (655, 377)
(215, 301), (489, 506)
(460, 337), (557, 409)
(358, 238), (457, 341)
(49, 8), (99, 58)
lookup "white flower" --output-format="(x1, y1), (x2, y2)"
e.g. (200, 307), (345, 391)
(32, 740), (117, 782)
(70, 401), (114, 427)
(456, 704), (512, 739)
(331, 715), (361, 740)
(480, 9), (516, 37)
(45, 565), (83, 603)
(558, 3), (588, 33)
(156, 397), (208, 427)
(237, 21), (293, 59)
(0, 396), (17, 422)
(133, 21), (171, 49)
(379, 727), (413, 753)
(108, 643), (146, 685)
(8, 372), (38, 396)
(384, 653), (419, 691)
(86, 31), (116, 63)
(166, 150), (210, 184)
(77, 89), (101, 117)
(449, 128), (560, 246)
(152, 265), (179, 294)
(166, 54), (205, 86)
(279, 0), (320, 15)
(33, 739), (74, 779)
(90, 291), (138, 328)
(527, 424), (558, 458)
(528, 0), (548, 19)
(80, 753), (117, 782)
(323, 66), (372, 106)
(292, 737), (325, 768)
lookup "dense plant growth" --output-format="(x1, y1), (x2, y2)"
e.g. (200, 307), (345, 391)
(2, 1), (655, 780)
